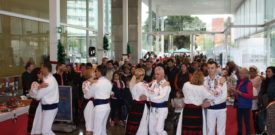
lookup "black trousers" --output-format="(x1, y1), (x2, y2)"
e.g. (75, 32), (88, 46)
(110, 99), (123, 121)
(237, 108), (251, 135)
(252, 110), (260, 134)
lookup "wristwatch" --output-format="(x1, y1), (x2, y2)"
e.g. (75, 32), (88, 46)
(210, 101), (215, 106)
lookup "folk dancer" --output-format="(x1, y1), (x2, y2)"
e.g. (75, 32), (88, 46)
(125, 68), (149, 135)
(29, 63), (59, 135)
(82, 69), (97, 135)
(88, 65), (112, 135)
(202, 61), (227, 135)
(28, 68), (43, 134)
(176, 71), (214, 135)
(147, 66), (171, 135)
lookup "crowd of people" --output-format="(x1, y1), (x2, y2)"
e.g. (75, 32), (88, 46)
(21, 53), (275, 135)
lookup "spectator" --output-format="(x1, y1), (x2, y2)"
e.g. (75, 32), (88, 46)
(171, 91), (184, 135)
(27, 67), (43, 134)
(21, 61), (34, 95)
(106, 60), (115, 81)
(53, 63), (68, 85)
(249, 66), (262, 134)
(144, 60), (154, 83)
(86, 63), (93, 69)
(110, 71), (125, 126)
(136, 59), (145, 68)
(121, 66), (132, 85)
(166, 59), (179, 99)
(266, 66), (275, 103)
(101, 57), (109, 66)
(174, 63), (191, 92)
(234, 68), (253, 135)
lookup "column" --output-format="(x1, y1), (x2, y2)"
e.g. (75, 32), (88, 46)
(122, 0), (128, 54)
(112, 0), (123, 61)
(112, 0), (141, 63)
(148, 0), (153, 51)
(160, 17), (165, 55)
(169, 35), (172, 51)
(49, 0), (60, 71)
(97, 0), (104, 64)
(224, 30), (228, 67)
(86, 0), (89, 62)
(190, 35), (194, 61)
(155, 16), (160, 53)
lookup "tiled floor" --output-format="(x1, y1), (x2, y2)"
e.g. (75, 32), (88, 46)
(55, 111), (175, 135)
(56, 121), (174, 135)
(56, 125), (127, 135)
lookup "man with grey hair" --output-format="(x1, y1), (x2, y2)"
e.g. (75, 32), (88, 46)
(146, 66), (171, 135)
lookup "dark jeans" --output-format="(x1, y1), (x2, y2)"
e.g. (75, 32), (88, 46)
(252, 110), (260, 134)
(110, 99), (123, 121)
(237, 108), (251, 135)
(258, 109), (266, 133)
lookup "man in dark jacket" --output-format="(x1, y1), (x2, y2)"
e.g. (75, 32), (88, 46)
(21, 61), (34, 95)
(144, 60), (154, 83)
(165, 59), (178, 99)
(53, 63), (69, 86)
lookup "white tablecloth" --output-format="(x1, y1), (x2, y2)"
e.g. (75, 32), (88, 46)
(0, 106), (29, 122)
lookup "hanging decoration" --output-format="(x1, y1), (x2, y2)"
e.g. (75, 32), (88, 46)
(103, 34), (109, 51)
(127, 42), (131, 54)
(57, 39), (65, 64)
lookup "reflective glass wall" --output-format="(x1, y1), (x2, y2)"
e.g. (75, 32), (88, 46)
(0, 0), (112, 77)
(232, 0), (275, 72)
(0, 14), (49, 77)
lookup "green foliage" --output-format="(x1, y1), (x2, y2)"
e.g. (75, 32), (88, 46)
(127, 42), (131, 54)
(103, 35), (109, 51)
(165, 16), (206, 31)
(57, 39), (65, 64)
(143, 12), (157, 32)
(144, 15), (206, 51)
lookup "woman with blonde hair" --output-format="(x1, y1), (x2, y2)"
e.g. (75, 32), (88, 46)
(125, 68), (149, 135)
(234, 67), (253, 135)
(82, 68), (97, 135)
(176, 71), (214, 135)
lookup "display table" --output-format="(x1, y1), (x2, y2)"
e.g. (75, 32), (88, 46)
(226, 106), (255, 135)
(0, 106), (29, 135)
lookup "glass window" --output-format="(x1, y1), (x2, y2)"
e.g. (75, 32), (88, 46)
(257, 0), (264, 32)
(250, 0), (257, 34)
(270, 27), (275, 66)
(244, 0), (250, 36)
(66, 27), (87, 63)
(0, 14), (49, 77)
(0, 0), (49, 18)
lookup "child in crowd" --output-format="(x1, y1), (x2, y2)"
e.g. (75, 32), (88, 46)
(171, 91), (184, 135)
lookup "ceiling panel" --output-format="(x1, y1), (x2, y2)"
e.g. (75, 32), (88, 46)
(146, 0), (244, 16)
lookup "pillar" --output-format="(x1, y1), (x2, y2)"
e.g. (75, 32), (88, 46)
(112, 0), (123, 60)
(190, 35), (194, 61)
(128, 0), (142, 63)
(160, 17), (165, 55)
(112, 0), (141, 63)
(97, 0), (104, 64)
(86, 0), (89, 61)
(122, 0), (128, 54)
(155, 16), (160, 54)
(49, 0), (60, 72)
(148, 0), (153, 51)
